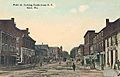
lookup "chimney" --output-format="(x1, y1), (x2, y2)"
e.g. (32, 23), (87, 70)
(106, 19), (109, 26)
(11, 18), (14, 22)
(26, 28), (30, 34)
(26, 28), (29, 31)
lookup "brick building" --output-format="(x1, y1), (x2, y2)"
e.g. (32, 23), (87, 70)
(20, 30), (36, 64)
(104, 18), (120, 69)
(0, 18), (17, 66)
(0, 18), (36, 66)
(92, 28), (105, 70)
(83, 30), (97, 65)
(90, 18), (120, 70)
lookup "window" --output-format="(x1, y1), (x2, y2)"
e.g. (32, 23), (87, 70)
(101, 31), (103, 37)
(115, 35), (118, 45)
(107, 39), (109, 47)
(109, 38), (111, 46)
(2, 44), (8, 52)
(102, 41), (103, 47)
(2, 33), (5, 43)
(111, 37), (113, 46)
(16, 37), (19, 43)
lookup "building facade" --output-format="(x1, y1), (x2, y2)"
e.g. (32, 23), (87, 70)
(88, 18), (120, 70)
(70, 47), (78, 59)
(83, 30), (97, 65)
(49, 47), (61, 61)
(35, 44), (50, 63)
(77, 44), (84, 62)
(0, 30), (16, 66)
(0, 18), (36, 66)
(104, 18), (120, 69)
(0, 18), (17, 66)
(21, 33), (36, 64)
(62, 51), (69, 61)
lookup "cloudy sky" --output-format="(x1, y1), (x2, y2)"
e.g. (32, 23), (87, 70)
(0, 0), (120, 52)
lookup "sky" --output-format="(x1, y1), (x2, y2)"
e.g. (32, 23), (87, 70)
(0, 0), (120, 53)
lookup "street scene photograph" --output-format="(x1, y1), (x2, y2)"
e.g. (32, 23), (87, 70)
(0, 0), (120, 77)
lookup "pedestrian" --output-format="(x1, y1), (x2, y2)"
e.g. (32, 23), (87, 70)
(72, 63), (76, 71)
(81, 60), (84, 66)
(40, 62), (42, 67)
(117, 60), (120, 76)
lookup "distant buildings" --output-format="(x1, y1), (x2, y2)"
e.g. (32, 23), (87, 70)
(77, 44), (84, 62)
(62, 51), (69, 61)
(35, 44), (63, 63)
(70, 45), (84, 64)
(49, 47), (60, 60)
(35, 44), (50, 63)
(70, 47), (78, 59)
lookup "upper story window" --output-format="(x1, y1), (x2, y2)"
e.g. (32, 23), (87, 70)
(107, 38), (109, 47)
(115, 35), (118, 45)
(109, 37), (111, 46)
(110, 37), (113, 46)
(112, 35), (115, 46)
(101, 31), (103, 37)
(101, 41), (103, 47)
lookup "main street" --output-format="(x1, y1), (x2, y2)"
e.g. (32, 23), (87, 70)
(0, 62), (105, 77)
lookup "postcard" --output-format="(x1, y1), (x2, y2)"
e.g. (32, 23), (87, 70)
(0, 0), (120, 77)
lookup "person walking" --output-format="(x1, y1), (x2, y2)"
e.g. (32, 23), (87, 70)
(72, 63), (76, 71)
(40, 62), (42, 67)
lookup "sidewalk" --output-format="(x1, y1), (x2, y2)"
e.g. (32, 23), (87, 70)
(103, 67), (119, 77)
(0, 64), (36, 71)
(82, 66), (120, 77)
